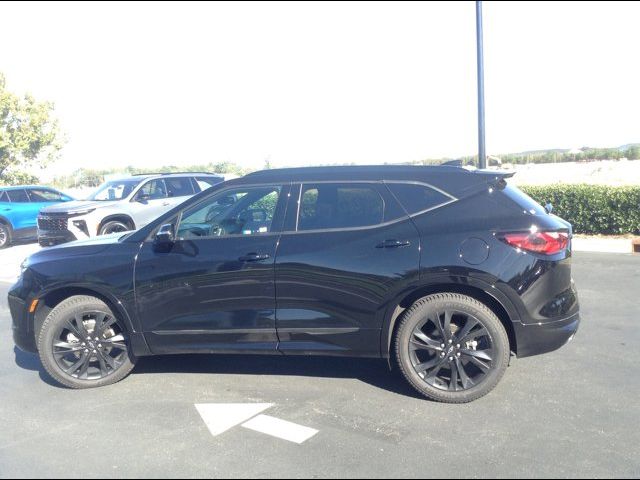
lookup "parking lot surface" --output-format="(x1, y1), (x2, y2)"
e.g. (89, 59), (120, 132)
(0, 251), (639, 478)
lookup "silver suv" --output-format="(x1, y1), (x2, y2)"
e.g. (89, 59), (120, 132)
(37, 173), (224, 246)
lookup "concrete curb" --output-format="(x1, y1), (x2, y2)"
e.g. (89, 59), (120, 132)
(572, 236), (636, 254)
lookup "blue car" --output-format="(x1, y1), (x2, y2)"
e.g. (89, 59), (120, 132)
(0, 186), (73, 249)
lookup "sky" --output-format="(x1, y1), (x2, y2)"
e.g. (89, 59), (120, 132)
(1, 1), (639, 176)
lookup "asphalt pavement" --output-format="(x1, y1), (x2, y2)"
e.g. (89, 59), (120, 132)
(0, 251), (638, 478)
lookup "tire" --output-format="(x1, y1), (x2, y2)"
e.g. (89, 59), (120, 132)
(37, 295), (136, 389)
(99, 219), (132, 236)
(395, 293), (510, 403)
(0, 222), (12, 249)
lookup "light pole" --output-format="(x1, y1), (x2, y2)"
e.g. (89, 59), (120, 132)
(476, 0), (487, 169)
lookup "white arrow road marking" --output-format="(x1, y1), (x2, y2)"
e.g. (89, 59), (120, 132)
(195, 403), (273, 436)
(242, 414), (319, 444)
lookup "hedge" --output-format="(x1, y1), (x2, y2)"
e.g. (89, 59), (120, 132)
(520, 184), (640, 235)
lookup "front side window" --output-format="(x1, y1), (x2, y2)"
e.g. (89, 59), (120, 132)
(165, 177), (195, 198)
(177, 186), (281, 239)
(7, 189), (30, 203)
(298, 183), (384, 231)
(27, 188), (66, 202)
(90, 180), (142, 201)
(135, 180), (167, 201)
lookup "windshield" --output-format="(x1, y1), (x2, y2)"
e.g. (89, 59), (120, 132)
(88, 180), (142, 201)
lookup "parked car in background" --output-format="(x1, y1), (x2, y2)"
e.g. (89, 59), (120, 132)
(11, 165), (580, 403)
(0, 186), (74, 249)
(37, 173), (224, 246)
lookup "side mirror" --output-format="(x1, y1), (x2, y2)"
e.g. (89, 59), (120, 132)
(137, 193), (150, 204)
(545, 202), (554, 214)
(154, 224), (175, 252)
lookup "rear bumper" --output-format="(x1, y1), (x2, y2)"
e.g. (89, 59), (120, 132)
(513, 311), (580, 358)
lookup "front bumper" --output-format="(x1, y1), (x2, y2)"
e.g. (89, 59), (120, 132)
(513, 311), (580, 358)
(38, 229), (78, 247)
(8, 289), (37, 354)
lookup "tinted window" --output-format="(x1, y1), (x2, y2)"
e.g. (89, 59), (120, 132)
(178, 186), (281, 239)
(136, 180), (167, 200)
(90, 180), (141, 201)
(298, 184), (384, 231)
(387, 183), (451, 215)
(502, 184), (546, 215)
(195, 176), (223, 191)
(27, 188), (65, 202)
(165, 177), (195, 197)
(0, 191), (7, 202)
(7, 189), (30, 203)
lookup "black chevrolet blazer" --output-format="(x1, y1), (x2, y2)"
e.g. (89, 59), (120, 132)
(9, 165), (580, 403)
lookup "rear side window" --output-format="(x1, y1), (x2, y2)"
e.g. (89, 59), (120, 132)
(0, 191), (7, 202)
(386, 183), (452, 215)
(7, 189), (30, 203)
(298, 183), (384, 231)
(165, 177), (195, 197)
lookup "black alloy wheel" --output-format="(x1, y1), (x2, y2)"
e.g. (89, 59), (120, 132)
(396, 293), (510, 403)
(38, 296), (136, 388)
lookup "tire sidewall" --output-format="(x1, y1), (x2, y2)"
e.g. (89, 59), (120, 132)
(38, 296), (136, 389)
(396, 294), (510, 402)
(0, 223), (11, 249)
(99, 220), (130, 236)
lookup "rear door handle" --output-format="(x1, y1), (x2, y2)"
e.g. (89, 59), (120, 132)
(376, 239), (411, 249)
(239, 253), (271, 262)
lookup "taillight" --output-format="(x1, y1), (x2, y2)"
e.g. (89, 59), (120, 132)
(501, 231), (569, 255)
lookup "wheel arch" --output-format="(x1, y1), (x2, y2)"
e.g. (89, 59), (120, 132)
(34, 285), (137, 339)
(0, 215), (14, 230)
(381, 282), (519, 360)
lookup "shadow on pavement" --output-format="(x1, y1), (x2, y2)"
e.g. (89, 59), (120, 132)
(134, 353), (424, 399)
(13, 347), (60, 387)
(13, 346), (423, 399)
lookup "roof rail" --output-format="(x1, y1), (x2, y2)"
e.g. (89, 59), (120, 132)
(131, 172), (223, 177)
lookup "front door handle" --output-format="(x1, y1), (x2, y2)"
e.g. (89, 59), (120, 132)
(239, 253), (271, 262)
(376, 239), (411, 249)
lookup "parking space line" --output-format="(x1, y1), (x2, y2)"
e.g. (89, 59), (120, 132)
(195, 403), (273, 436)
(241, 414), (318, 444)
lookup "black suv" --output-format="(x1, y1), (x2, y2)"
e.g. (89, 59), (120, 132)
(9, 166), (580, 403)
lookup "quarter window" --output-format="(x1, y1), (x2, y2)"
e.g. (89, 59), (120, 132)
(298, 184), (384, 231)
(0, 191), (8, 202)
(386, 183), (452, 215)
(7, 189), (30, 203)
(177, 186), (281, 239)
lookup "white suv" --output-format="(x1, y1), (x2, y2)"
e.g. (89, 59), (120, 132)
(37, 173), (224, 246)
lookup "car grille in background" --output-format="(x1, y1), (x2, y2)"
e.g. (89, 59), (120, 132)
(38, 216), (68, 231)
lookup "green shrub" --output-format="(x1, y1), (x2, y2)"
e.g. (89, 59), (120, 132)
(520, 184), (640, 235)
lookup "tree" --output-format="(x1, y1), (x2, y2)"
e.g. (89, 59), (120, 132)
(0, 72), (63, 183)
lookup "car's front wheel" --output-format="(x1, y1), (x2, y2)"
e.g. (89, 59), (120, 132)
(99, 220), (132, 236)
(0, 222), (12, 249)
(395, 293), (510, 403)
(37, 295), (136, 389)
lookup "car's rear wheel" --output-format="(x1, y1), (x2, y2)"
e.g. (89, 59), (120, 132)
(37, 295), (136, 389)
(99, 220), (132, 236)
(395, 293), (510, 403)
(0, 222), (11, 249)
